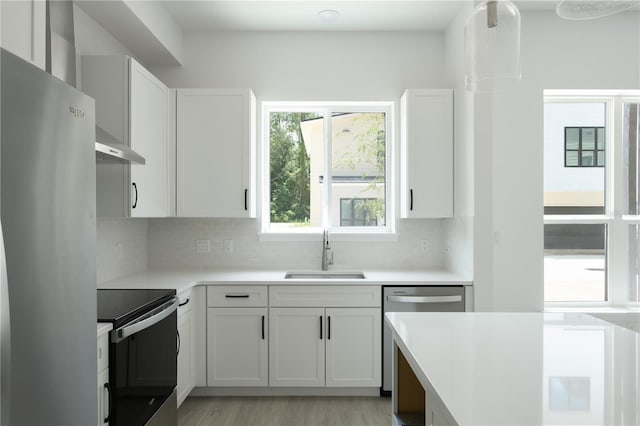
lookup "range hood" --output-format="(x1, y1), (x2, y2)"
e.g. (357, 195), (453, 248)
(46, 0), (146, 165)
(95, 127), (145, 165)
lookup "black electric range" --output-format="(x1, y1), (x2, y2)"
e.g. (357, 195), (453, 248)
(97, 288), (176, 326)
(97, 288), (178, 426)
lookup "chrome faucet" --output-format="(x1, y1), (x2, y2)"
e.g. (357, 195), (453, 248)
(321, 230), (334, 271)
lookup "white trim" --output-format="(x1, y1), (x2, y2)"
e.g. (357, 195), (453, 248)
(543, 215), (612, 224)
(260, 101), (395, 235)
(258, 231), (399, 243)
(544, 91), (640, 307)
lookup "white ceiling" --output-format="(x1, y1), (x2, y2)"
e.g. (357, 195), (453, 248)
(162, 1), (562, 33)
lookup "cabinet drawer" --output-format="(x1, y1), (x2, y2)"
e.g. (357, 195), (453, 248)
(270, 286), (381, 307)
(97, 332), (109, 373)
(207, 286), (268, 307)
(178, 288), (194, 317)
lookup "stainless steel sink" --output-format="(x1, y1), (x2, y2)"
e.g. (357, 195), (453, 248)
(284, 271), (366, 280)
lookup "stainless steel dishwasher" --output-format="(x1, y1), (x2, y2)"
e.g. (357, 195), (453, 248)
(382, 286), (465, 394)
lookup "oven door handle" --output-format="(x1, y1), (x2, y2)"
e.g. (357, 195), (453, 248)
(112, 297), (178, 343)
(386, 295), (462, 304)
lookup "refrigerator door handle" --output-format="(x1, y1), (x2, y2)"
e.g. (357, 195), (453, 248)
(386, 295), (463, 304)
(112, 297), (178, 343)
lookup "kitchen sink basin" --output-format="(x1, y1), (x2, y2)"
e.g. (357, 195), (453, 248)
(284, 271), (366, 280)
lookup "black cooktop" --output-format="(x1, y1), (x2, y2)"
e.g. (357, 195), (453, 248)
(97, 289), (176, 326)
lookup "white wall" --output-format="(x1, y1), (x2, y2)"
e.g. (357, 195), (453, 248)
(148, 31), (452, 271)
(444, 2), (474, 281)
(473, 10), (640, 311)
(74, 5), (150, 284)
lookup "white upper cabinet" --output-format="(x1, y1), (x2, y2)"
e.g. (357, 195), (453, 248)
(400, 89), (454, 218)
(176, 89), (256, 218)
(1, 0), (46, 69)
(81, 55), (170, 218)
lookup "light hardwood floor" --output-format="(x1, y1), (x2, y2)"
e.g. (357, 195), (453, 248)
(178, 396), (392, 426)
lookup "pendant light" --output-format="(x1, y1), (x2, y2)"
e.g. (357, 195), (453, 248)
(556, 0), (637, 20)
(465, 1), (522, 92)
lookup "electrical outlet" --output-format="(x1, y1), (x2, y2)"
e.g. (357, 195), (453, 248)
(223, 239), (234, 254)
(196, 239), (211, 253)
(421, 239), (429, 252)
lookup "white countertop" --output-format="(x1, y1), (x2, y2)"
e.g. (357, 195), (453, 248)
(98, 268), (472, 293)
(385, 312), (640, 426)
(97, 322), (112, 337)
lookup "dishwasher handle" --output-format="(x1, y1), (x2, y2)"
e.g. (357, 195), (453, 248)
(386, 295), (462, 304)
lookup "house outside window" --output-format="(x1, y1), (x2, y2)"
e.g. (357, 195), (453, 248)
(564, 127), (605, 167)
(544, 93), (640, 305)
(262, 102), (392, 236)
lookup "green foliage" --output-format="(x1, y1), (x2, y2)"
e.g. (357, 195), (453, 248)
(269, 112), (317, 224)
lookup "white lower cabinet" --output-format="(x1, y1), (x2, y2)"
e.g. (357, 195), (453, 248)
(97, 368), (110, 426)
(177, 290), (196, 407)
(97, 325), (111, 426)
(268, 286), (381, 388)
(269, 307), (325, 387)
(206, 286), (268, 387)
(207, 307), (268, 386)
(325, 308), (381, 387)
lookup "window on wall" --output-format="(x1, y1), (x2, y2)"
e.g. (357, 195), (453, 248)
(262, 102), (392, 235)
(564, 127), (605, 167)
(544, 93), (640, 305)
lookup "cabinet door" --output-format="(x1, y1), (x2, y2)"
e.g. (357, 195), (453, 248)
(129, 58), (170, 217)
(97, 368), (110, 426)
(176, 89), (256, 217)
(269, 307), (325, 387)
(177, 308), (195, 406)
(400, 89), (453, 218)
(207, 307), (268, 386)
(325, 307), (381, 387)
(1, 0), (45, 69)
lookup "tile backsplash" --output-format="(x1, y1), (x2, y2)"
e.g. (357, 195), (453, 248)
(97, 218), (148, 284)
(148, 218), (446, 271)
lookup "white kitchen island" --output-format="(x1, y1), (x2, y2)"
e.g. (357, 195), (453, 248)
(385, 312), (640, 426)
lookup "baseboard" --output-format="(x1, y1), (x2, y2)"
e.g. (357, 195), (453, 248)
(190, 386), (381, 397)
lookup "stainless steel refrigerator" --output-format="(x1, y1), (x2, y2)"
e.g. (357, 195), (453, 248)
(0, 48), (97, 425)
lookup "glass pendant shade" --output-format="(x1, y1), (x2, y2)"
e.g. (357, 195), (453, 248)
(465, 1), (522, 92)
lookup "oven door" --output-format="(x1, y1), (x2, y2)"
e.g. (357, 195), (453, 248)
(111, 297), (178, 426)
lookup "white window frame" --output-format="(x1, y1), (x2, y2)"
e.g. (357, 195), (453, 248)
(544, 90), (640, 308)
(259, 101), (395, 242)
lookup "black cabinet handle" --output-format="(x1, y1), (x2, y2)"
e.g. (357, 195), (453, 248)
(319, 316), (323, 340)
(225, 294), (249, 298)
(104, 382), (112, 423)
(177, 330), (181, 356)
(410, 189), (413, 211)
(178, 298), (190, 307)
(261, 315), (265, 340)
(244, 189), (248, 211)
(132, 182), (138, 209)
(327, 316), (331, 340)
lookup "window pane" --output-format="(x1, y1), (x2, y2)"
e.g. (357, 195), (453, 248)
(269, 112), (321, 229)
(544, 224), (607, 302)
(581, 152), (594, 167)
(330, 112), (386, 228)
(596, 127), (605, 150)
(630, 225), (640, 303)
(623, 103), (640, 215)
(566, 128), (580, 150)
(565, 151), (579, 167)
(582, 128), (596, 150)
(597, 151), (605, 167)
(545, 103), (606, 215)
